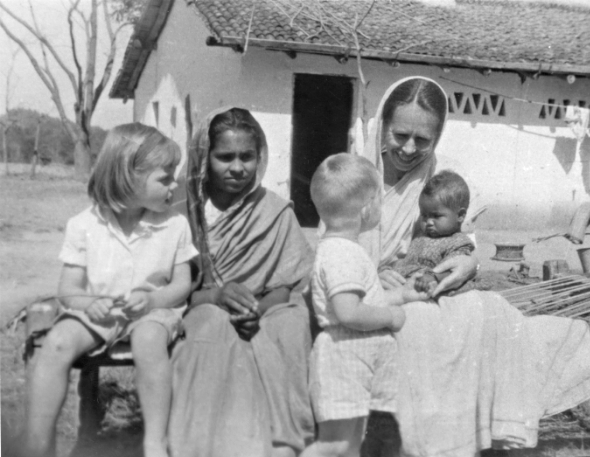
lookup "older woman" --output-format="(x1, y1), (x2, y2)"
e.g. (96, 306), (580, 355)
(358, 77), (590, 457)
(168, 108), (314, 457)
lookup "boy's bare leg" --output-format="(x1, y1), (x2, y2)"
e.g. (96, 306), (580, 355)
(24, 318), (100, 457)
(131, 321), (171, 457)
(301, 417), (366, 457)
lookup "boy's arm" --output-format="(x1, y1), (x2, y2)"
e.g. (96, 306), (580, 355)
(385, 277), (430, 306)
(332, 292), (405, 332)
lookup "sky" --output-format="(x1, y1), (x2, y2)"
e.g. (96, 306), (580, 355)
(0, 0), (133, 130)
(1, 0), (589, 130)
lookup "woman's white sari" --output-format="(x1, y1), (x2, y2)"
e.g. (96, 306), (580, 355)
(357, 77), (590, 457)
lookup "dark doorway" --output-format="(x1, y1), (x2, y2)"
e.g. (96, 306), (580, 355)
(291, 73), (354, 227)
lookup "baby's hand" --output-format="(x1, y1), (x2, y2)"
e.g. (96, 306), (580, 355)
(123, 290), (152, 318)
(414, 272), (438, 297)
(85, 297), (114, 323)
(401, 276), (431, 303)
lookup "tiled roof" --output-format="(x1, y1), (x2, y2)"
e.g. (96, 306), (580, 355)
(196, 0), (590, 70)
(110, 0), (590, 99)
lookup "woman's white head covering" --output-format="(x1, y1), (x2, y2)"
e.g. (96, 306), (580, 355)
(353, 76), (448, 181)
(355, 76), (485, 268)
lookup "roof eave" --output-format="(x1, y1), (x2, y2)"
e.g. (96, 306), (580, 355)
(109, 0), (175, 100)
(208, 36), (590, 78)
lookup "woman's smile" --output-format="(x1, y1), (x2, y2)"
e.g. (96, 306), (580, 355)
(382, 101), (439, 174)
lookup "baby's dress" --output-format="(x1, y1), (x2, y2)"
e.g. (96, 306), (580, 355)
(394, 232), (475, 294)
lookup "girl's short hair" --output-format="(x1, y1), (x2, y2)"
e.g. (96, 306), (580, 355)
(88, 123), (181, 212)
(208, 108), (265, 155)
(421, 169), (470, 211)
(310, 153), (381, 220)
(382, 78), (447, 140)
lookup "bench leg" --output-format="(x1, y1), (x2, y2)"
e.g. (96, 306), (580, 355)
(77, 365), (103, 440)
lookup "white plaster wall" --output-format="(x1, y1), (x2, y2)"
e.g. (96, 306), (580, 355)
(133, 0), (590, 230)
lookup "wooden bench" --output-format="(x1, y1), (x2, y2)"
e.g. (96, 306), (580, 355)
(24, 299), (134, 441)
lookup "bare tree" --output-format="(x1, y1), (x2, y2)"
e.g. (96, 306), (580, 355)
(0, 0), (137, 179)
(1, 47), (19, 175)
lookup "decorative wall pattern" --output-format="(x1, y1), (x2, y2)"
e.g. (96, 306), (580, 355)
(448, 92), (506, 117)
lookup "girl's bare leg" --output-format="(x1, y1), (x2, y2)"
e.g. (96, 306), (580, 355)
(24, 318), (100, 457)
(131, 322), (171, 457)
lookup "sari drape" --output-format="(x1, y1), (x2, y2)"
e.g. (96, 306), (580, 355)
(357, 77), (590, 456)
(168, 108), (315, 457)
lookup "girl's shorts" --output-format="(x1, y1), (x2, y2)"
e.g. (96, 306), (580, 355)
(309, 325), (398, 422)
(57, 307), (184, 358)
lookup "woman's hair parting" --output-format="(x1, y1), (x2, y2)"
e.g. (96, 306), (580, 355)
(310, 153), (381, 219)
(208, 107), (265, 155)
(382, 78), (447, 138)
(421, 169), (470, 212)
(88, 122), (181, 212)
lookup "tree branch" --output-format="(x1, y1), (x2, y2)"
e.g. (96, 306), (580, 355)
(0, 17), (77, 141)
(0, 1), (78, 96)
(92, 0), (125, 113)
(82, 0), (98, 133)
(67, 0), (83, 106)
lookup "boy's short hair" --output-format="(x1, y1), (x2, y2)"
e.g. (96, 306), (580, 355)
(421, 169), (470, 211)
(88, 123), (181, 212)
(310, 153), (381, 221)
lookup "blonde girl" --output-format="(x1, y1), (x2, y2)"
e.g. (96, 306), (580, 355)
(23, 123), (197, 457)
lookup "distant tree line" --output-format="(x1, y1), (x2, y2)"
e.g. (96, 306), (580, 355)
(0, 109), (107, 166)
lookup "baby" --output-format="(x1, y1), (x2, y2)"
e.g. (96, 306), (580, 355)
(302, 153), (428, 457)
(394, 169), (476, 297)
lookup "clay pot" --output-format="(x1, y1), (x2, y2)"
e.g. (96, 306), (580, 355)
(491, 242), (525, 262)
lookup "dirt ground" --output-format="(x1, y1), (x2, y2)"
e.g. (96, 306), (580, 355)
(1, 165), (589, 456)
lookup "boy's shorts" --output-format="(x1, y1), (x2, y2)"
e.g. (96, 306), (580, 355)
(57, 306), (184, 357)
(309, 325), (398, 422)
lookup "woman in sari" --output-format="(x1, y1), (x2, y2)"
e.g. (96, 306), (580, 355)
(358, 77), (590, 457)
(168, 107), (315, 457)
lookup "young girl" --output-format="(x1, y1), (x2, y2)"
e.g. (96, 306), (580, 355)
(302, 153), (427, 457)
(23, 123), (197, 457)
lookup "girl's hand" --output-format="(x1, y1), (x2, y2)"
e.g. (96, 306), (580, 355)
(215, 282), (259, 316)
(431, 255), (478, 297)
(123, 291), (152, 318)
(85, 298), (114, 323)
(379, 269), (407, 290)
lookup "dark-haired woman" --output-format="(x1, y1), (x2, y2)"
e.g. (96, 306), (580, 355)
(168, 108), (314, 457)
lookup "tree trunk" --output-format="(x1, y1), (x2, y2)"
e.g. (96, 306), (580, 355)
(73, 134), (92, 180)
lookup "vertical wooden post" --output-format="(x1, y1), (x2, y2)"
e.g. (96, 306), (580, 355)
(30, 120), (41, 179)
(2, 125), (9, 176)
(77, 364), (103, 441)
